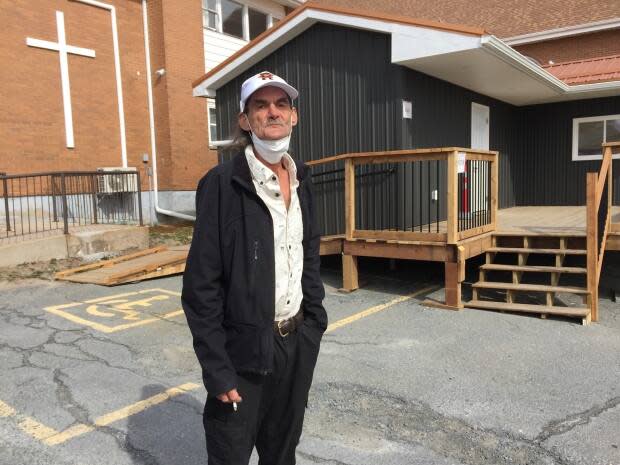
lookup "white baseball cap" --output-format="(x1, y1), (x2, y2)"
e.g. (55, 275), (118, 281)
(240, 71), (298, 113)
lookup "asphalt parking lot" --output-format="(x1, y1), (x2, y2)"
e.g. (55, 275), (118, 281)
(1, 257), (619, 465)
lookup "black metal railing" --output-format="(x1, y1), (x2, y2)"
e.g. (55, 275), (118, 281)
(0, 170), (143, 242)
(457, 159), (492, 232)
(311, 165), (346, 236)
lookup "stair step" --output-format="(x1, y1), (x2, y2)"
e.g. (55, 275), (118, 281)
(486, 247), (586, 255)
(466, 300), (590, 317)
(472, 282), (588, 294)
(480, 264), (587, 274)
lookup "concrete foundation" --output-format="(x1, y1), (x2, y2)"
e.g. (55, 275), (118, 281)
(0, 226), (149, 267)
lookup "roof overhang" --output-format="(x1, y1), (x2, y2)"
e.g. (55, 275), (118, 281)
(193, 5), (620, 106)
(503, 18), (620, 46)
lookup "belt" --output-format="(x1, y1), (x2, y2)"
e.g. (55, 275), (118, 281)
(274, 310), (304, 337)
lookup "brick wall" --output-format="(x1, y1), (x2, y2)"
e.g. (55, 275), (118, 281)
(514, 29), (620, 65)
(0, 0), (216, 192)
(158, 0), (216, 192)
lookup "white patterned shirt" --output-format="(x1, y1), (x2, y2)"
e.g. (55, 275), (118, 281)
(245, 145), (304, 322)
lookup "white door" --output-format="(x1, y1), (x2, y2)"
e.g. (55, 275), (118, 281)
(469, 103), (490, 215)
(471, 102), (489, 150)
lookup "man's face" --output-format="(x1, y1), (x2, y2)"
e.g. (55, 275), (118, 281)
(239, 86), (298, 140)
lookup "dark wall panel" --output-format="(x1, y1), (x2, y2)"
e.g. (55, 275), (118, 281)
(215, 23), (620, 233)
(517, 97), (620, 206)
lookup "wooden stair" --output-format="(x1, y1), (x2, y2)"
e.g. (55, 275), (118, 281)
(466, 234), (592, 325)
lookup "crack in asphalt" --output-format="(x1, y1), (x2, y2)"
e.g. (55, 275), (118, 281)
(306, 382), (577, 465)
(297, 450), (353, 465)
(52, 368), (92, 425)
(535, 396), (620, 443)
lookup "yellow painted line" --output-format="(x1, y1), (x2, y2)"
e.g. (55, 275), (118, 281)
(44, 382), (201, 446)
(325, 285), (438, 333)
(104, 309), (185, 333)
(0, 383), (202, 446)
(0, 400), (61, 441)
(18, 417), (59, 442)
(0, 400), (17, 417)
(43, 308), (185, 334)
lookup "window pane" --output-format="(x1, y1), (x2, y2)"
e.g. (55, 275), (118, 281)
(203, 10), (217, 29)
(578, 121), (604, 156)
(203, 0), (216, 9)
(249, 8), (267, 40)
(606, 118), (620, 143)
(209, 108), (217, 141)
(221, 0), (243, 38)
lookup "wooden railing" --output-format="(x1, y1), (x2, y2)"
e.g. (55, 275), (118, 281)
(307, 147), (499, 244)
(586, 142), (617, 322)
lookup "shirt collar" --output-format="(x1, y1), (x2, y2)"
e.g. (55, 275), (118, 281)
(244, 145), (299, 189)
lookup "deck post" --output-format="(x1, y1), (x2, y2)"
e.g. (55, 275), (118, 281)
(491, 153), (499, 231)
(586, 172), (598, 322)
(342, 157), (358, 292)
(342, 254), (359, 292)
(444, 260), (462, 309)
(447, 151), (458, 244)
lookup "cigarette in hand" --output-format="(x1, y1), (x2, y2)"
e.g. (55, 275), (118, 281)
(233, 402), (238, 412)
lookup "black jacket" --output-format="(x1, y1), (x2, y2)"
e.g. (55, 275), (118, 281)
(181, 151), (327, 396)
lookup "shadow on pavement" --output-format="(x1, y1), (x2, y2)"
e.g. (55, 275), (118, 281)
(127, 384), (206, 465)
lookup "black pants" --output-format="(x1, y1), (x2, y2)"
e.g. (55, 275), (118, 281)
(203, 322), (321, 465)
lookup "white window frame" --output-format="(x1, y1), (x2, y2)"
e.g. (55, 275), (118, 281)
(207, 99), (218, 148)
(572, 114), (620, 161)
(202, 0), (276, 41)
(202, 0), (219, 31)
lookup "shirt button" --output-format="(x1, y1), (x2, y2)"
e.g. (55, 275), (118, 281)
(288, 245), (291, 249)
(287, 300), (290, 305)
(271, 176), (276, 181)
(275, 193), (280, 197)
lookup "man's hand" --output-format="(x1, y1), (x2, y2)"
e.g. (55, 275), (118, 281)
(216, 388), (242, 403)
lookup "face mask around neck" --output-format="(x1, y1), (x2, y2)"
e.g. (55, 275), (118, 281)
(245, 116), (291, 164)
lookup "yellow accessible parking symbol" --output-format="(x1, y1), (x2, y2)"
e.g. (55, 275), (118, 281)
(44, 288), (184, 333)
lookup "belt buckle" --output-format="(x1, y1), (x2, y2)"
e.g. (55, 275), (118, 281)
(277, 319), (290, 337)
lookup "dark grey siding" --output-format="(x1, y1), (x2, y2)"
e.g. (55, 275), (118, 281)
(214, 23), (619, 234)
(516, 97), (620, 206)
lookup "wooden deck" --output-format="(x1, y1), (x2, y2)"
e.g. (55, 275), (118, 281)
(497, 206), (620, 236)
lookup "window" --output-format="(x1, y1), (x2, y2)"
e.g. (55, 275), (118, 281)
(208, 101), (218, 145)
(248, 8), (268, 40)
(221, 0), (243, 38)
(572, 115), (620, 161)
(202, 0), (276, 41)
(202, 0), (217, 30)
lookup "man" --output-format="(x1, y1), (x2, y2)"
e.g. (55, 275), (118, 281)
(182, 71), (327, 465)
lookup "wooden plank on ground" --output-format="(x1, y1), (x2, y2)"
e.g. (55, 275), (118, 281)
(55, 246), (189, 286)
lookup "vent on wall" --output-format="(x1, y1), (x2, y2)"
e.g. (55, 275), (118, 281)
(97, 167), (138, 193)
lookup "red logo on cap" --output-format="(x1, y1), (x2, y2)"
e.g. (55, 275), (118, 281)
(259, 72), (274, 80)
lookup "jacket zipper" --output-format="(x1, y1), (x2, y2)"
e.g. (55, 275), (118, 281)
(254, 240), (258, 260)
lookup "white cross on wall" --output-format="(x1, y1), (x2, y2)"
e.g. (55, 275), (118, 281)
(26, 11), (96, 148)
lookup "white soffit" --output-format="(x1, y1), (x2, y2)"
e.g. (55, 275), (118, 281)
(392, 33), (620, 105)
(193, 8), (620, 105)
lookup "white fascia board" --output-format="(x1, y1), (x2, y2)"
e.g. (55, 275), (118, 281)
(504, 18), (620, 45)
(193, 9), (399, 97)
(391, 25), (481, 62)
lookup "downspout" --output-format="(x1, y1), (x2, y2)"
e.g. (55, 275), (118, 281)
(142, 0), (196, 221)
